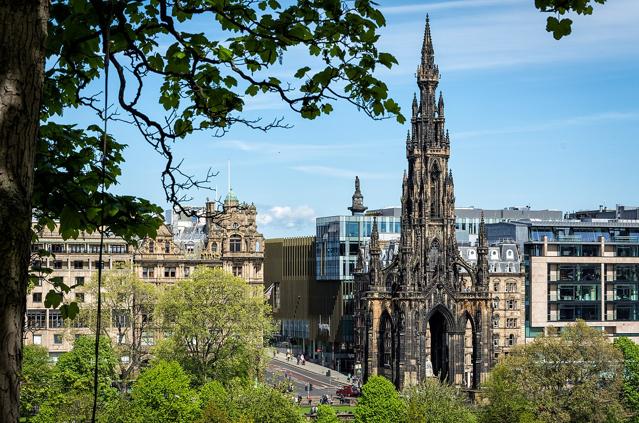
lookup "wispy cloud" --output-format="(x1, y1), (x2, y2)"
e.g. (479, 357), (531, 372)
(454, 111), (639, 140)
(377, 0), (639, 74)
(380, 0), (518, 15)
(257, 205), (316, 230)
(291, 165), (395, 180)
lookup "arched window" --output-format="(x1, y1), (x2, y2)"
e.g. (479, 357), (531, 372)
(255, 241), (261, 252)
(379, 313), (392, 367)
(211, 243), (218, 253)
(508, 334), (516, 346)
(148, 240), (154, 253)
(492, 296), (500, 309)
(164, 241), (171, 253)
(507, 249), (514, 259)
(230, 235), (241, 252)
(492, 314), (500, 328)
(430, 166), (441, 217)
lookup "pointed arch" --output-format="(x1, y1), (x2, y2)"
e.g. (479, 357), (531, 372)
(379, 311), (394, 369)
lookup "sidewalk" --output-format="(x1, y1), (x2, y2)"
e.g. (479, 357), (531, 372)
(270, 350), (351, 385)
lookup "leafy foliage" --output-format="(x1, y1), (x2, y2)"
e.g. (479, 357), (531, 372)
(403, 378), (477, 423)
(230, 383), (302, 423)
(44, 0), (404, 211)
(614, 337), (639, 422)
(534, 0), (607, 39)
(81, 269), (158, 384)
(27, 336), (119, 422)
(130, 360), (201, 423)
(316, 404), (340, 423)
(354, 375), (406, 423)
(19, 345), (55, 418)
(481, 321), (626, 423)
(155, 266), (273, 384)
(198, 380), (232, 423)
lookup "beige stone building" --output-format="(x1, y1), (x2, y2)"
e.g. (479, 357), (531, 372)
(26, 192), (264, 357)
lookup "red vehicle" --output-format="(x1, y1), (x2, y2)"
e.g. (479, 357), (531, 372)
(336, 385), (361, 397)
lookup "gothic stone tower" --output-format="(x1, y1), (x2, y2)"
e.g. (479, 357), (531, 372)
(354, 16), (492, 390)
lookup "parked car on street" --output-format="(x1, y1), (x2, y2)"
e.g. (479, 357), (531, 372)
(336, 385), (361, 397)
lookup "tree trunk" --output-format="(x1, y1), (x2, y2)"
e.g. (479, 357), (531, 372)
(0, 1), (47, 421)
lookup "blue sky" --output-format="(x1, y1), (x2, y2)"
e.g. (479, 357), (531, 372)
(97, 0), (639, 238)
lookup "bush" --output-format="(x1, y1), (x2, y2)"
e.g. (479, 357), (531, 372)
(316, 404), (340, 423)
(354, 375), (406, 423)
(404, 378), (476, 423)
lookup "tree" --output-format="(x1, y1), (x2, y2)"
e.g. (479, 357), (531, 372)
(354, 375), (406, 423)
(156, 266), (273, 384)
(614, 337), (639, 422)
(130, 360), (201, 423)
(29, 335), (118, 422)
(231, 383), (302, 423)
(316, 404), (340, 423)
(481, 321), (626, 423)
(2, 0), (403, 417)
(403, 378), (477, 423)
(19, 345), (54, 419)
(198, 380), (232, 423)
(534, 0), (607, 39)
(82, 269), (158, 386)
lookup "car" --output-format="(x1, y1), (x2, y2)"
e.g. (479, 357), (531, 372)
(336, 385), (361, 397)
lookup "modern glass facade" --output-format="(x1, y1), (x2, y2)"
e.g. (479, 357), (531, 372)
(315, 215), (401, 281)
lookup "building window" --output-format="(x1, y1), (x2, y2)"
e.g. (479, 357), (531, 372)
(141, 332), (154, 346)
(53, 260), (63, 269)
(32, 293), (42, 303)
(492, 314), (499, 328)
(211, 243), (218, 253)
(148, 240), (155, 253)
(492, 297), (500, 309)
(49, 310), (64, 328)
(230, 235), (242, 253)
(493, 282), (500, 292)
(73, 260), (84, 269)
(506, 318), (517, 328)
(53, 334), (63, 345)
(93, 260), (105, 269)
(27, 310), (46, 328)
(232, 264), (242, 277)
(111, 244), (127, 254)
(112, 310), (130, 328)
(69, 244), (85, 253)
(142, 267), (154, 278)
(506, 283), (517, 293)
(507, 334), (516, 346)
(75, 276), (85, 286)
(76, 293), (85, 303)
(255, 241), (261, 252)
(33, 335), (42, 345)
(184, 266), (191, 277)
(493, 335), (500, 347)
(506, 299), (517, 310)
(164, 267), (176, 278)
(51, 244), (65, 253)
(165, 241), (171, 253)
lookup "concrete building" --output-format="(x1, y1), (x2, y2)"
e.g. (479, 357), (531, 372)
(565, 204), (639, 220)
(487, 218), (639, 341)
(26, 190), (265, 356)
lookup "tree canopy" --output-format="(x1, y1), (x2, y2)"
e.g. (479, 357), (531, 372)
(614, 337), (639, 422)
(535, 0), (607, 39)
(354, 375), (406, 423)
(481, 321), (625, 423)
(155, 266), (273, 384)
(404, 378), (476, 423)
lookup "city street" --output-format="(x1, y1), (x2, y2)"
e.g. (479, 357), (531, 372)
(266, 357), (345, 401)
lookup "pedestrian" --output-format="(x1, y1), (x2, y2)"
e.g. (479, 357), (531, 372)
(296, 355), (300, 365)
(301, 353), (305, 365)
(297, 394), (302, 405)
(272, 349), (276, 358)
(308, 397), (312, 406)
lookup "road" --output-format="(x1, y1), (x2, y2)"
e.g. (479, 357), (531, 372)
(266, 358), (343, 400)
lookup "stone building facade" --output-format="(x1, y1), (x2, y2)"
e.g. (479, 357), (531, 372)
(26, 190), (264, 356)
(353, 17), (524, 390)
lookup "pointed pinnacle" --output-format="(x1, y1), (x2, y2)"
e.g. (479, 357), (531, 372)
(421, 14), (434, 67)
